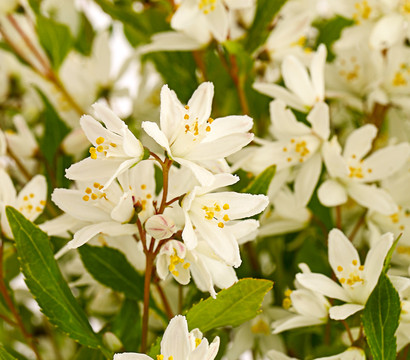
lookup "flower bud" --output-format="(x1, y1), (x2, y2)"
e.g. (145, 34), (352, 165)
(145, 214), (176, 240)
(103, 332), (123, 352)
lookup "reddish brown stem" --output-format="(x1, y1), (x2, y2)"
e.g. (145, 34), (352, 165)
(349, 211), (367, 242)
(341, 319), (354, 345)
(335, 206), (342, 229)
(154, 281), (174, 320)
(140, 249), (154, 353)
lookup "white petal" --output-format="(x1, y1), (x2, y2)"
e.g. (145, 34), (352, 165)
(65, 157), (124, 182)
(122, 128), (144, 158)
(205, 1), (228, 42)
(16, 175), (47, 221)
(253, 82), (305, 112)
(202, 115), (253, 142)
(175, 157), (216, 186)
(139, 31), (202, 53)
(80, 115), (122, 146)
(329, 304), (364, 320)
(307, 102), (330, 140)
(161, 316), (190, 359)
(343, 124), (377, 160)
(294, 153), (322, 207)
(347, 183), (398, 215)
(296, 273), (350, 302)
(141, 121), (172, 155)
(111, 193), (134, 223)
(362, 143), (410, 182)
(55, 222), (138, 259)
(114, 353), (152, 360)
(159, 84), (185, 141)
(291, 288), (328, 318)
(328, 228), (360, 276)
(182, 209), (198, 250)
(188, 252), (216, 297)
(187, 82), (214, 124)
(282, 55), (316, 106)
(370, 14), (404, 50)
(363, 233), (393, 297)
(92, 103), (125, 133)
(0, 168), (16, 204)
(322, 139), (349, 178)
(273, 315), (324, 334)
(318, 180), (347, 207)
(309, 44), (327, 102)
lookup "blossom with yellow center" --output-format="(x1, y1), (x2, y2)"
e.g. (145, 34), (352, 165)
(297, 228), (393, 320)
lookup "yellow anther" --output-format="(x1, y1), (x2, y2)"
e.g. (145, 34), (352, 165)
(223, 214), (230, 221)
(282, 297), (292, 309)
(91, 193), (98, 200)
(185, 105), (189, 110)
(195, 338), (201, 348)
(283, 147), (287, 152)
(40, 200), (46, 205)
(290, 139), (295, 143)
(359, 265), (364, 271)
(23, 196), (28, 201)
(29, 193), (34, 198)
(96, 137), (104, 145)
(97, 145), (104, 152)
(27, 205), (33, 210)
(284, 289), (292, 297)
(208, 117), (213, 124)
(337, 266), (343, 272)
(349, 166), (364, 179)
(206, 126), (211, 132)
(205, 211), (214, 220)
(168, 357), (173, 360)
(340, 278), (346, 284)
(251, 319), (270, 335)
(172, 270), (179, 277)
(184, 114), (189, 120)
(147, 194), (152, 199)
(393, 72), (407, 86)
(141, 184), (147, 190)
(400, 225), (405, 230)
(214, 204), (221, 212)
(390, 213), (400, 223)
(157, 355), (164, 360)
(218, 222), (224, 228)
(169, 264), (175, 272)
(183, 262), (190, 269)
(185, 124), (190, 133)
(85, 187), (92, 194)
(287, 157), (292, 162)
(223, 203), (229, 210)
(36, 206), (42, 212)
(352, 260), (358, 266)
(93, 182), (100, 188)
(367, 168), (372, 173)
(91, 153), (97, 159)
(110, 142), (117, 147)
(83, 195), (90, 201)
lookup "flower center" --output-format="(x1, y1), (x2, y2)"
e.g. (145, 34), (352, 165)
(202, 202), (230, 228)
(198, 0), (216, 14)
(392, 63), (410, 87)
(282, 139), (311, 164)
(251, 319), (270, 335)
(353, 0), (372, 23)
(338, 56), (360, 82)
(337, 260), (365, 287)
(168, 249), (190, 277)
(89, 136), (118, 160)
(19, 193), (45, 215)
(82, 182), (106, 202)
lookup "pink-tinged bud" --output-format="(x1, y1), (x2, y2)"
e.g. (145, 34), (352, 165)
(145, 214), (176, 240)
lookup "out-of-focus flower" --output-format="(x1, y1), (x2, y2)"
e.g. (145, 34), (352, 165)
(114, 315), (220, 360)
(254, 44), (327, 112)
(297, 228), (393, 320)
(142, 82), (253, 185)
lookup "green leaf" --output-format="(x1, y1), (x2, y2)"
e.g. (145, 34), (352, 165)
(5, 207), (110, 358)
(382, 233), (402, 274)
(111, 298), (141, 351)
(78, 244), (145, 300)
(186, 278), (273, 333)
(314, 16), (354, 61)
(243, 0), (287, 53)
(73, 347), (105, 360)
(74, 13), (95, 56)
(37, 88), (70, 165)
(147, 336), (161, 359)
(242, 165), (276, 196)
(37, 15), (73, 69)
(362, 273), (401, 360)
(0, 346), (18, 360)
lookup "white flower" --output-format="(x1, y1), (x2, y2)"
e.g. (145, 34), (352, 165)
(181, 173), (269, 267)
(272, 264), (330, 333)
(297, 228), (393, 320)
(267, 347), (366, 360)
(52, 160), (157, 258)
(65, 103), (144, 189)
(0, 169), (47, 238)
(114, 315), (220, 360)
(142, 82), (254, 185)
(254, 44), (327, 112)
(318, 124), (410, 215)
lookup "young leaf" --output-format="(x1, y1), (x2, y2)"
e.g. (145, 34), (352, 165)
(362, 273), (401, 360)
(78, 244), (145, 300)
(186, 278), (273, 333)
(242, 165), (276, 196)
(5, 207), (111, 358)
(382, 234), (402, 274)
(0, 346), (18, 360)
(36, 15), (73, 69)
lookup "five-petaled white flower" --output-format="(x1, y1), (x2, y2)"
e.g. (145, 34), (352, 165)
(181, 173), (269, 267)
(142, 82), (254, 185)
(296, 228), (393, 320)
(114, 315), (220, 360)
(318, 124), (410, 215)
(65, 103), (144, 189)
